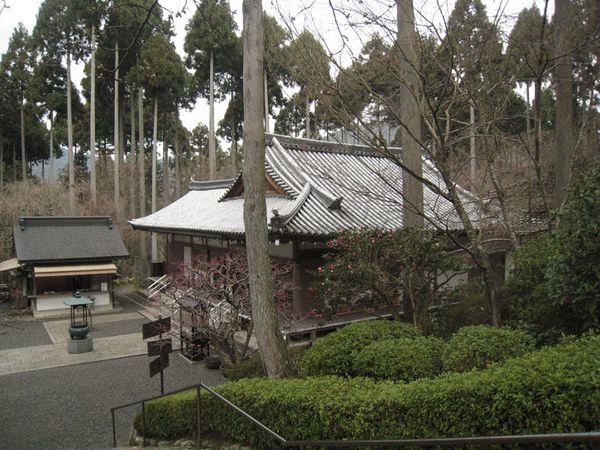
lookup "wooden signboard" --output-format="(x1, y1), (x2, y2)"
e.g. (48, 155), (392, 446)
(147, 339), (172, 357)
(149, 353), (169, 378)
(142, 317), (171, 340)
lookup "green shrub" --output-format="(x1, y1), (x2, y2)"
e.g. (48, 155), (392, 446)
(136, 334), (600, 448)
(429, 281), (490, 338)
(223, 353), (266, 380)
(442, 325), (535, 372)
(354, 336), (445, 381)
(546, 167), (600, 331)
(500, 234), (573, 345)
(298, 320), (421, 377)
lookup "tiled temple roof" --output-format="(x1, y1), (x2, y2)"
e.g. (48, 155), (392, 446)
(129, 134), (480, 238)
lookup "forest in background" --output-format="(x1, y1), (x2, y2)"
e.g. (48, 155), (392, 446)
(0, 0), (598, 276)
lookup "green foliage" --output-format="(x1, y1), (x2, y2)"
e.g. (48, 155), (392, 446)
(184, 0), (239, 98)
(501, 234), (571, 344)
(134, 33), (188, 106)
(506, 5), (549, 84)
(503, 169), (600, 341)
(136, 334), (600, 447)
(0, 24), (52, 167)
(442, 325), (535, 372)
(285, 30), (330, 98)
(447, 0), (503, 82)
(224, 348), (306, 381)
(546, 167), (600, 331)
(33, 0), (100, 62)
(354, 336), (445, 382)
(314, 228), (463, 330)
(429, 281), (490, 338)
(298, 320), (421, 377)
(223, 353), (266, 380)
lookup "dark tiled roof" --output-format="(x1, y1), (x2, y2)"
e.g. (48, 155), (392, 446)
(189, 179), (236, 191)
(14, 216), (129, 264)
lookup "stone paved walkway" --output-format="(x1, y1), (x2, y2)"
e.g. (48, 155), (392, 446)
(43, 312), (145, 343)
(0, 332), (147, 376)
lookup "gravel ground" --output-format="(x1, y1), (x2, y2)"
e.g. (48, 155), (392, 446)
(0, 318), (52, 350)
(0, 353), (226, 449)
(91, 318), (148, 339)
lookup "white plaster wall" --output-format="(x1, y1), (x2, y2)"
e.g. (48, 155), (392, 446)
(90, 292), (110, 307)
(36, 290), (110, 312)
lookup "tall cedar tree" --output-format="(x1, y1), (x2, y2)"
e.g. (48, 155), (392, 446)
(185, 0), (238, 180)
(34, 0), (99, 208)
(242, 0), (294, 378)
(285, 30), (330, 137)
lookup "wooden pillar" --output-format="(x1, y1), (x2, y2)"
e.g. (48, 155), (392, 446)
(109, 277), (114, 308)
(292, 241), (304, 316)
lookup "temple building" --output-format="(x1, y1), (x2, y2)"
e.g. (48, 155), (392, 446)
(130, 134), (483, 324)
(9, 216), (128, 316)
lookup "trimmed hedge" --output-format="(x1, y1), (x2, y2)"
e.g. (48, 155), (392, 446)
(442, 325), (535, 372)
(354, 336), (445, 381)
(136, 334), (600, 448)
(298, 319), (421, 377)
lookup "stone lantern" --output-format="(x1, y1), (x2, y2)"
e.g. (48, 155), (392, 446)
(63, 291), (94, 353)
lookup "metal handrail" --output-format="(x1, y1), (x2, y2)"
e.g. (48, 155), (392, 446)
(148, 275), (169, 299)
(111, 382), (600, 448)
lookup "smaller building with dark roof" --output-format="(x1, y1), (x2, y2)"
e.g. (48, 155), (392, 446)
(11, 216), (128, 316)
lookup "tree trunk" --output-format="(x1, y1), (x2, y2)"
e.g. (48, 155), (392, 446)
(525, 81), (531, 155)
(12, 144), (16, 183)
(67, 51), (74, 208)
(119, 98), (125, 167)
(49, 111), (54, 182)
(305, 93), (310, 138)
(397, 0), (425, 326)
(242, 0), (293, 378)
(151, 96), (158, 262)
(208, 49), (216, 180)
(397, 0), (424, 228)
(139, 88), (146, 217)
(130, 93), (137, 218)
(533, 73), (549, 212)
(469, 102), (476, 185)
(0, 141), (3, 190)
(439, 154), (501, 326)
(138, 88), (147, 262)
(114, 47), (120, 218)
(20, 99), (26, 181)
(264, 72), (269, 132)
(554, 0), (573, 205)
(175, 131), (180, 199)
(90, 25), (97, 205)
(231, 88), (239, 173)
(163, 128), (169, 203)
(486, 134), (519, 251)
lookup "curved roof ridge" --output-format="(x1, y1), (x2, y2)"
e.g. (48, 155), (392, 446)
(271, 136), (343, 210)
(218, 171), (244, 202)
(269, 182), (312, 231)
(190, 178), (236, 191)
(266, 133), (399, 157)
(267, 137), (305, 193)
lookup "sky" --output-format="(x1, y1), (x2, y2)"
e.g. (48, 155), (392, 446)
(0, 0), (554, 134)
